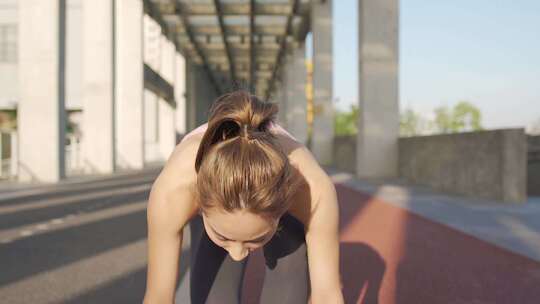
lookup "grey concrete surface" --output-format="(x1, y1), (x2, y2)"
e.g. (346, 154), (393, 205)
(284, 44), (308, 146)
(528, 135), (540, 196)
(17, 0), (67, 182)
(399, 129), (527, 203)
(311, 0), (334, 166)
(333, 135), (356, 174)
(186, 61), (219, 131)
(0, 168), (163, 303)
(325, 166), (540, 263)
(115, 0), (145, 170)
(82, 0), (115, 174)
(175, 53), (187, 136)
(357, 0), (400, 179)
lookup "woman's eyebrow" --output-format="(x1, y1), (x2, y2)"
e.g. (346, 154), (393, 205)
(209, 224), (269, 242)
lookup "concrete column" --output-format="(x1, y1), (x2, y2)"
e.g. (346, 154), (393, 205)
(189, 63), (216, 127)
(158, 36), (176, 159)
(115, 0), (144, 170)
(274, 78), (285, 126)
(175, 52), (187, 138)
(357, 0), (399, 178)
(185, 61), (197, 131)
(311, 0), (334, 166)
(277, 63), (289, 126)
(18, 0), (66, 182)
(286, 44), (308, 145)
(158, 100), (175, 158)
(82, 0), (114, 174)
(10, 131), (18, 177)
(144, 89), (159, 162)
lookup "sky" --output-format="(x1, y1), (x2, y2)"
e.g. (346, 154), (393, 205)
(332, 0), (540, 131)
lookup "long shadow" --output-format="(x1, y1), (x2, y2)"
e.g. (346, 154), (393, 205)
(0, 173), (157, 208)
(0, 187), (150, 230)
(0, 208), (147, 286)
(340, 242), (385, 304)
(334, 183), (386, 304)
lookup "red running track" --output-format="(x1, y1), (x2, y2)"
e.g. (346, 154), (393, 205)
(241, 183), (540, 304)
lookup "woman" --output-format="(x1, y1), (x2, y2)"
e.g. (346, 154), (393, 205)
(143, 90), (343, 304)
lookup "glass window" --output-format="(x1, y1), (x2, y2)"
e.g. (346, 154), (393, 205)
(0, 25), (17, 63)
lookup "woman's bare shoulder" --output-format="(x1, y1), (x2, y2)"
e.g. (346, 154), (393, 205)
(148, 135), (202, 231)
(282, 140), (334, 228)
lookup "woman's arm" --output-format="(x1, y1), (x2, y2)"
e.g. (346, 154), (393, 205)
(304, 168), (344, 304)
(143, 185), (183, 304)
(143, 139), (200, 304)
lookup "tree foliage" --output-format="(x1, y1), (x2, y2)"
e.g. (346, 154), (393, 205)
(334, 104), (359, 136)
(433, 101), (483, 133)
(333, 101), (483, 137)
(400, 108), (423, 137)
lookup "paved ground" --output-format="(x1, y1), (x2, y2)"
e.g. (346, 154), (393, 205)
(1, 167), (540, 303)
(326, 168), (540, 263)
(0, 168), (160, 304)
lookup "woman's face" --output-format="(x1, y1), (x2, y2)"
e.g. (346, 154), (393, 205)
(201, 208), (278, 261)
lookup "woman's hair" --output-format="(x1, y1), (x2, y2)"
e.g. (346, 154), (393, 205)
(194, 90), (301, 221)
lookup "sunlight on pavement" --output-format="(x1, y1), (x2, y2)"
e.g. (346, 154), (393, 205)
(0, 240), (147, 304)
(0, 201), (147, 244)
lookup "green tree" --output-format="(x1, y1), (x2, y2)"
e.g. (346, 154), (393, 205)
(434, 106), (452, 133)
(452, 101), (483, 131)
(400, 108), (423, 136)
(334, 104), (359, 136)
(434, 101), (483, 133)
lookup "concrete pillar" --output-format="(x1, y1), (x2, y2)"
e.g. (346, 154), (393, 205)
(274, 78), (285, 126)
(82, 0), (115, 174)
(18, 0), (66, 182)
(277, 64), (288, 126)
(144, 89), (159, 162)
(10, 131), (18, 177)
(185, 61), (197, 131)
(175, 52), (187, 138)
(158, 36), (176, 159)
(158, 100), (175, 158)
(311, 0), (334, 166)
(115, 0), (144, 170)
(188, 62), (216, 127)
(357, 0), (399, 178)
(286, 44), (308, 145)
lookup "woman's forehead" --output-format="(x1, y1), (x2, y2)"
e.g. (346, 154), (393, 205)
(203, 209), (277, 239)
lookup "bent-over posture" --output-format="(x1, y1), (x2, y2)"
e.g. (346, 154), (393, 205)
(143, 91), (344, 304)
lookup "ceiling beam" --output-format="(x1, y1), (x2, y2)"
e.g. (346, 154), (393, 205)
(177, 3), (292, 16)
(265, 0), (300, 101)
(213, 0), (237, 87)
(143, 0), (176, 47)
(172, 3), (223, 95)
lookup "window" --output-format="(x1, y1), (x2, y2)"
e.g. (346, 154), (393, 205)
(0, 25), (17, 63)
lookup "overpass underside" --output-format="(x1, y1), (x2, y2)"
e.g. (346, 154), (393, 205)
(15, 0), (399, 184)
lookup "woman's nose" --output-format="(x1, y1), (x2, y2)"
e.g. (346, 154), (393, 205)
(228, 245), (249, 261)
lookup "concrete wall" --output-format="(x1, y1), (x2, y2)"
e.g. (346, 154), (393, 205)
(0, 0), (19, 108)
(0, 0), (82, 110)
(399, 129), (527, 203)
(528, 135), (540, 196)
(333, 135), (356, 174)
